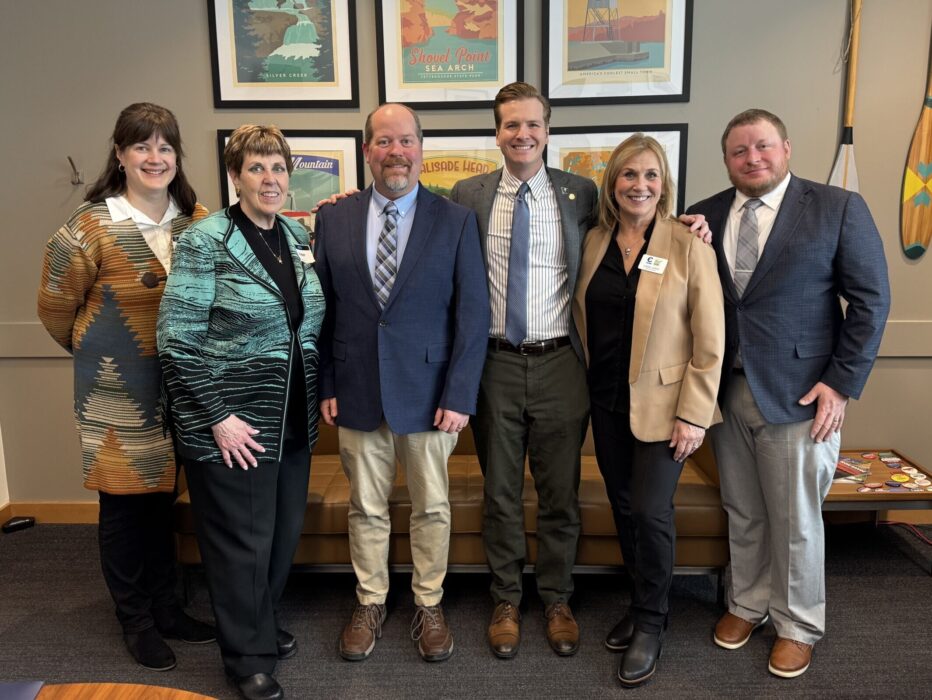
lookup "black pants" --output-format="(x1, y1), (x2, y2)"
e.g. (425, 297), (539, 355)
(185, 432), (311, 678)
(97, 491), (181, 634)
(590, 404), (684, 633)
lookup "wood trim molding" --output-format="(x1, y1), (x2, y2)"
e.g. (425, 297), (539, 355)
(4, 501), (98, 524)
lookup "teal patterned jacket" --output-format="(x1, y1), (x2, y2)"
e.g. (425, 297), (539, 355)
(157, 208), (324, 463)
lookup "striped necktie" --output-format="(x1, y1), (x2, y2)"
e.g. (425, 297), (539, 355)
(374, 201), (399, 307)
(734, 198), (763, 297)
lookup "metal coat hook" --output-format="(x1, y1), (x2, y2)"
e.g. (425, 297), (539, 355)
(67, 156), (84, 185)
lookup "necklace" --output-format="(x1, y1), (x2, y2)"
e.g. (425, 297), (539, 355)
(253, 220), (283, 264)
(624, 247), (633, 257)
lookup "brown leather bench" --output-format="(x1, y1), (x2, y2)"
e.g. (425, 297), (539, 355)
(175, 423), (728, 583)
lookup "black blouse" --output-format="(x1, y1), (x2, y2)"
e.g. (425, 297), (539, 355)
(585, 220), (655, 413)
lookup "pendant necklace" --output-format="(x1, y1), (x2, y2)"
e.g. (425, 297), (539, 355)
(254, 220), (283, 264)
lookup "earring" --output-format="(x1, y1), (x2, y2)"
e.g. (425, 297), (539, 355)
(118, 164), (125, 173)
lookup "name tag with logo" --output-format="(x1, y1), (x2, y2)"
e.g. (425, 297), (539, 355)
(638, 255), (667, 274)
(295, 245), (315, 264)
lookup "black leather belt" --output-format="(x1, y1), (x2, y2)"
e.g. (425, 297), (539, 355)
(488, 337), (571, 356)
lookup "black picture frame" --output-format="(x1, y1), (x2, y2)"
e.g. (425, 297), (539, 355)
(208, 0), (359, 109)
(541, 0), (693, 107)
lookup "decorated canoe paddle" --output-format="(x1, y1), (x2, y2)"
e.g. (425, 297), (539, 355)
(901, 22), (932, 259)
(829, 0), (862, 191)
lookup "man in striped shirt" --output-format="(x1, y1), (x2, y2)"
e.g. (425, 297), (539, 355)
(451, 82), (709, 660)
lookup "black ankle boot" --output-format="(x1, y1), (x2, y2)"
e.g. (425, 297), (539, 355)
(605, 615), (635, 652)
(618, 628), (663, 687)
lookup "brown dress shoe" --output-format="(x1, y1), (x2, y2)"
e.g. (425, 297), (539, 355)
(713, 611), (770, 650)
(769, 637), (813, 678)
(339, 602), (386, 661)
(488, 601), (521, 659)
(410, 605), (453, 662)
(544, 602), (579, 656)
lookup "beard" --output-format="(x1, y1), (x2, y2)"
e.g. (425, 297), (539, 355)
(382, 159), (412, 193)
(729, 161), (789, 197)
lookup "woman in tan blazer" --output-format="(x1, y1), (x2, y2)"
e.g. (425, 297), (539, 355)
(573, 134), (724, 687)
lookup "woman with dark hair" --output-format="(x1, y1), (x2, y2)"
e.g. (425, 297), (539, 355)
(38, 102), (215, 672)
(158, 124), (324, 700)
(573, 134), (724, 686)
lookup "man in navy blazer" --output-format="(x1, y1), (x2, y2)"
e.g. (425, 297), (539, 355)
(314, 103), (490, 663)
(687, 109), (889, 678)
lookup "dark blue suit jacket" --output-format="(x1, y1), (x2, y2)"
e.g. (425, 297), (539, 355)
(687, 175), (890, 424)
(314, 185), (490, 434)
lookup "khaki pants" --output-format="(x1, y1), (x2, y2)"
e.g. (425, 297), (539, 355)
(339, 423), (458, 607)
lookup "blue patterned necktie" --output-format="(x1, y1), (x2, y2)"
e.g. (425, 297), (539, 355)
(734, 198), (763, 297)
(374, 201), (399, 307)
(505, 182), (530, 347)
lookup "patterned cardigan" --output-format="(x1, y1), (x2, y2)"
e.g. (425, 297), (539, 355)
(38, 200), (208, 494)
(157, 209), (324, 463)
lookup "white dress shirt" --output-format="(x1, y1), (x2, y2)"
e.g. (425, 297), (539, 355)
(106, 195), (180, 273)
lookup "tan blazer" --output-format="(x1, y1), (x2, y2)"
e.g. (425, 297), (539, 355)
(573, 216), (725, 442)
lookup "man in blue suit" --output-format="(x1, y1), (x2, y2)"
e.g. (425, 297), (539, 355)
(687, 109), (890, 678)
(314, 103), (490, 663)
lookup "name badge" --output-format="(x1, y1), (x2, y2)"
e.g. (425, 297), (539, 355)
(295, 245), (315, 264)
(638, 255), (667, 274)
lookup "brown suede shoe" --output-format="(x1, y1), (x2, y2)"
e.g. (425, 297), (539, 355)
(488, 601), (521, 659)
(769, 637), (813, 678)
(713, 611), (770, 650)
(544, 602), (579, 656)
(410, 605), (453, 662)
(339, 602), (386, 661)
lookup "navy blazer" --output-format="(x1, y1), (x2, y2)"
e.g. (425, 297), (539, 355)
(687, 175), (890, 424)
(314, 185), (490, 434)
(450, 166), (599, 363)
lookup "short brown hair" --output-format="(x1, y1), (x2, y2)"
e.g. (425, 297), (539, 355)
(224, 124), (293, 176)
(721, 109), (788, 154)
(363, 103), (423, 144)
(493, 82), (551, 129)
(598, 133), (676, 230)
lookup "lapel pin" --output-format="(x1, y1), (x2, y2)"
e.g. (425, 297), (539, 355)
(569, 193), (576, 200)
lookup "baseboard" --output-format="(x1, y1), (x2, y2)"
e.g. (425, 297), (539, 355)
(4, 501), (98, 524)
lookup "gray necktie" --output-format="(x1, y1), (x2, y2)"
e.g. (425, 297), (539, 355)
(734, 198), (763, 297)
(374, 202), (398, 307)
(505, 183), (530, 347)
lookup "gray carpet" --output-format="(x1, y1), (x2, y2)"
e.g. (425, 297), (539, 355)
(1, 523), (931, 699)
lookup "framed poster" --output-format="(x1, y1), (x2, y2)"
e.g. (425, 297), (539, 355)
(376, 0), (523, 109)
(542, 0), (692, 106)
(218, 130), (364, 237)
(421, 130), (503, 196)
(547, 124), (688, 213)
(208, 0), (359, 108)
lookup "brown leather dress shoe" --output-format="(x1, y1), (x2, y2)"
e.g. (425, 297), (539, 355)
(410, 604), (453, 662)
(544, 602), (579, 656)
(488, 601), (521, 659)
(339, 602), (386, 661)
(713, 611), (770, 650)
(769, 637), (813, 678)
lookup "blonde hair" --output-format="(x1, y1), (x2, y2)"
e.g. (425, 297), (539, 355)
(598, 133), (675, 231)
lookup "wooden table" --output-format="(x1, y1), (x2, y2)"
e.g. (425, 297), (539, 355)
(824, 449), (932, 511)
(36, 683), (216, 700)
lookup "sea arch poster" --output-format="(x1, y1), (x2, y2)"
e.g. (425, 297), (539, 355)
(209, 0), (359, 107)
(542, 0), (692, 106)
(376, 0), (523, 108)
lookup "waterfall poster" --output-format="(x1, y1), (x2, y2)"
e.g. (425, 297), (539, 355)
(421, 133), (503, 197)
(209, 0), (359, 107)
(218, 130), (365, 238)
(542, 0), (692, 106)
(377, 0), (522, 107)
(546, 125), (687, 214)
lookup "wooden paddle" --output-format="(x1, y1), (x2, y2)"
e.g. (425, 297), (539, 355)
(900, 21), (932, 259)
(829, 0), (862, 191)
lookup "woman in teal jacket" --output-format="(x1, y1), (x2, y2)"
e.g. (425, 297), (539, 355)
(158, 125), (323, 700)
